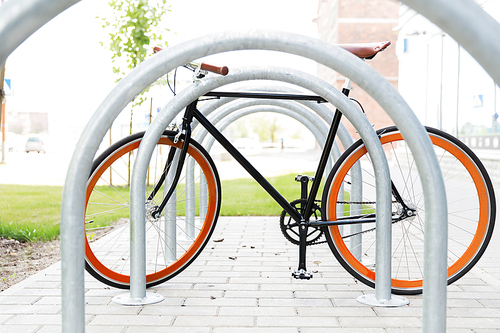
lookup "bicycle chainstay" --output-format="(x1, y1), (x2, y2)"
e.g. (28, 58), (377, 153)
(280, 199), (401, 245)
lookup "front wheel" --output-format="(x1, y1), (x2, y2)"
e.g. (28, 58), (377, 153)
(84, 131), (221, 289)
(322, 126), (495, 295)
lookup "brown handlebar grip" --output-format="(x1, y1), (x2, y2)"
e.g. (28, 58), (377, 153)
(153, 46), (163, 53)
(200, 63), (229, 76)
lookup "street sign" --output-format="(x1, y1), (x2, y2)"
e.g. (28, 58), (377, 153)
(473, 94), (483, 108)
(3, 79), (11, 96)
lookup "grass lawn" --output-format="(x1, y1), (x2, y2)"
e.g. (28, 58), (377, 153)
(0, 184), (62, 242)
(0, 173), (320, 242)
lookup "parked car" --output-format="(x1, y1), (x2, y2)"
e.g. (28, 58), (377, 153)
(25, 136), (45, 153)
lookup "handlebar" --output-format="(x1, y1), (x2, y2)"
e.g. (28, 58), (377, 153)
(154, 46), (229, 76)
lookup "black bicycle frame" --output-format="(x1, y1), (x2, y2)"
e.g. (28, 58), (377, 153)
(155, 89), (410, 228)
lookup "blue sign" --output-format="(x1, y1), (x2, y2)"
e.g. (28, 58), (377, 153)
(3, 79), (11, 96)
(473, 94), (483, 108)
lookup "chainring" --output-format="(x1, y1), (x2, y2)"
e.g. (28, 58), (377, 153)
(279, 199), (324, 246)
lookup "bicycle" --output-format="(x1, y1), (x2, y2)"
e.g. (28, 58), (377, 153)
(82, 41), (496, 295)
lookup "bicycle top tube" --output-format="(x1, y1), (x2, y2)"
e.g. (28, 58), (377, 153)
(203, 91), (328, 103)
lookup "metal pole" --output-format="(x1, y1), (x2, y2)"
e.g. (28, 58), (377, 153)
(1, 93), (5, 164)
(0, 60), (5, 164)
(399, 0), (500, 330)
(165, 151), (179, 263)
(0, 0), (81, 66)
(185, 156), (195, 239)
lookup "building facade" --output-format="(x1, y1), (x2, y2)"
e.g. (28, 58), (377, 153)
(316, 0), (400, 141)
(397, 2), (500, 149)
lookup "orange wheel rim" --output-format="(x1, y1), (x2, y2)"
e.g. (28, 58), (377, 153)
(327, 132), (489, 289)
(84, 138), (218, 285)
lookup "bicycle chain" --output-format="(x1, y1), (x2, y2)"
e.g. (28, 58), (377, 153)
(315, 200), (400, 243)
(280, 200), (399, 246)
(336, 200), (398, 204)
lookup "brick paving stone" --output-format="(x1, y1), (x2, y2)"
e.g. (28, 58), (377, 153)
(192, 283), (259, 291)
(200, 271), (260, 278)
(447, 317), (500, 329)
(296, 306), (376, 317)
(229, 277), (292, 284)
(218, 306), (296, 316)
(224, 290), (294, 298)
(258, 298), (333, 307)
(172, 315), (254, 327)
(387, 329), (474, 333)
(445, 299), (485, 308)
(259, 282), (328, 291)
(0, 304), (60, 314)
(447, 291), (500, 299)
(0, 315), (13, 324)
(10, 289), (60, 297)
(213, 328), (296, 333)
(164, 276), (228, 284)
(4, 314), (64, 326)
(24, 281), (61, 289)
(338, 316), (422, 328)
(257, 315), (340, 327)
(479, 299), (500, 307)
(449, 307), (500, 318)
(0, 296), (40, 305)
(301, 329), (387, 333)
(125, 327), (211, 333)
(458, 284), (500, 292)
(88, 314), (174, 326)
(139, 305), (217, 316)
(183, 297), (256, 307)
(155, 290), (224, 298)
(294, 290), (363, 299)
(84, 304), (142, 315)
(0, 325), (40, 333)
(36, 325), (128, 333)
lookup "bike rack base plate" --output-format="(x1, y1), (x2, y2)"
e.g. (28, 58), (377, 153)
(111, 292), (164, 306)
(357, 293), (409, 307)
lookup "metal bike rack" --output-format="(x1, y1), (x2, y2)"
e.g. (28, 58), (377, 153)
(397, 1), (500, 330)
(69, 31), (435, 330)
(0, 0), (80, 65)
(130, 65), (397, 307)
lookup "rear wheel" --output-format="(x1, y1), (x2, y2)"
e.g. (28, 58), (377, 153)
(322, 126), (495, 295)
(84, 131), (221, 289)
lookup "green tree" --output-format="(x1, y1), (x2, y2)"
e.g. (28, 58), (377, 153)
(98, 0), (170, 182)
(100, 0), (170, 105)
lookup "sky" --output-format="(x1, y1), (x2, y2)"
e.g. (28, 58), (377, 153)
(4, 0), (320, 149)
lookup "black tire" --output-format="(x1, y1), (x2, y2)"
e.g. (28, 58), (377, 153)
(322, 126), (495, 295)
(84, 131), (221, 289)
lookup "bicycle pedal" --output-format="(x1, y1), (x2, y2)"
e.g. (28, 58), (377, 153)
(292, 269), (313, 280)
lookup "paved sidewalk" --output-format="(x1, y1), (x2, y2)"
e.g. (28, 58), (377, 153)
(0, 216), (499, 332)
